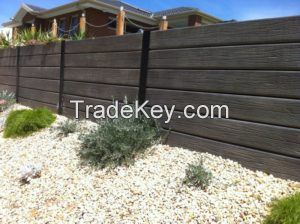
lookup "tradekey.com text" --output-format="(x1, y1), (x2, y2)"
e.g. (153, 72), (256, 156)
(70, 100), (229, 124)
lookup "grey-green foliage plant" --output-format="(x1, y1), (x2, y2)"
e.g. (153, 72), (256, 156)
(79, 105), (161, 168)
(0, 90), (15, 112)
(57, 119), (78, 136)
(183, 159), (212, 190)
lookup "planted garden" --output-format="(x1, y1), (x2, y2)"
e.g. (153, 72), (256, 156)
(0, 90), (299, 223)
(0, 28), (85, 49)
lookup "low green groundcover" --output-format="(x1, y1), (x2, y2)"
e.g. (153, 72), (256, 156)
(4, 108), (56, 138)
(263, 192), (300, 224)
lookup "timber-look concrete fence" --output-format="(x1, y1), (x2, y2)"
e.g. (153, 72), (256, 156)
(0, 16), (299, 181)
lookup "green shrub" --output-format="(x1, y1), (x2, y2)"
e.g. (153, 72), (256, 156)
(0, 90), (15, 112)
(4, 108), (56, 138)
(183, 160), (212, 190)
(57, 119), (78, 136)
(263, 192), (300, 224)
(80, 115), (161, 168)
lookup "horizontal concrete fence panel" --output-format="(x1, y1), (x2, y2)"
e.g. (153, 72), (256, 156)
(0, 75), (16, 86)
(167, 131), (300, 180)
(64, 68), (140, 86)
(64, 81), (138, 101)
(147, 70), (300, 99)
(0, 67), (17, 77)
(63, 94), (118, 116)
(150, 16), (300, 49)
(0, 84), (16, 93)
(65, 34), (143, 53)
(159, 113), (300, 158)
(65, 52), (141, 68)
(0, 48), (17, 57)
(146, 88), (300, 128)
(18, 87), (59, 105)
(18, 97), (58, 112)
(0, 16), (299, 180)
(148, 44), (300, 70)
(19, 54), (61, 67)
(19, 67), (60, 79)
(19, 77), (60, 92)
(0, 57), (17, 67)
(19, 42), (61, 56)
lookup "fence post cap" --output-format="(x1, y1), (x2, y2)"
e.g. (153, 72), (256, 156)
(120, 6), (124, 11)
(162, 16), (167, 20)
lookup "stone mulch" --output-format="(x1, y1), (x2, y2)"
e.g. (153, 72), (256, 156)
(0, 105), (299, 223)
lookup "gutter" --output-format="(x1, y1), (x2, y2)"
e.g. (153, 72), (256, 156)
(154, 10), (223, 23)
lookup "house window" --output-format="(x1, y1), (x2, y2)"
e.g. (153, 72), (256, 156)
(58, 18), (66, 37)
(70, 16), (79, 37)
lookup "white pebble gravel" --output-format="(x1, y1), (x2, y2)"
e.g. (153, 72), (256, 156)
(0, 105), (299, 223)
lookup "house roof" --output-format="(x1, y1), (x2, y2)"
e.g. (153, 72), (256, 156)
(98, 0), (153, 17)
(2, 0), (222, 27)
(25, 4), (47, 13)
(154, 7), (198, 17)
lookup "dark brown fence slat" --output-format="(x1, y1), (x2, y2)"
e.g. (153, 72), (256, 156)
(0, 48), (17, 58)
(0, 67), (17, 76)
(19, 87), (59, 105)
(149, 44), (300, 70)
(63, 94), (115, 112)
(19, 42), (61, 56)
(147, 88), (300, 128)
(0, 84), (16, 93)
(19, 54), (61, 67)
(62, 107), (90, 119)
(65, 34), (143, 53)
(65, 52), (141, 68)
(19, 97), (57, 112)
(147, 70), (300, 99)
(64, 81), (138, 101)
(0, 75), (16, 86)
(161, 113), (300, 158)
(167, 131), (300, 181)
(0, 57), (17, 67)
(19, 67), (60, 79)
(64, 68), (140, 86)
(19, 77), (59, 92)
(150, 16), (300, 49)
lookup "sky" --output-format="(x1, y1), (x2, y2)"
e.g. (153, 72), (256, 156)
(0, 0), (300, 27)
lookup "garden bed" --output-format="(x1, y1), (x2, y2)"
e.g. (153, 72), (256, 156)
(0, 105), (299, 223)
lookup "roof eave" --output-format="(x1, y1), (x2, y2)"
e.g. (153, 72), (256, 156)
(2, 21), (22, 28)
(37, 0), (157, 25)
(155, 10), (222, 22)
